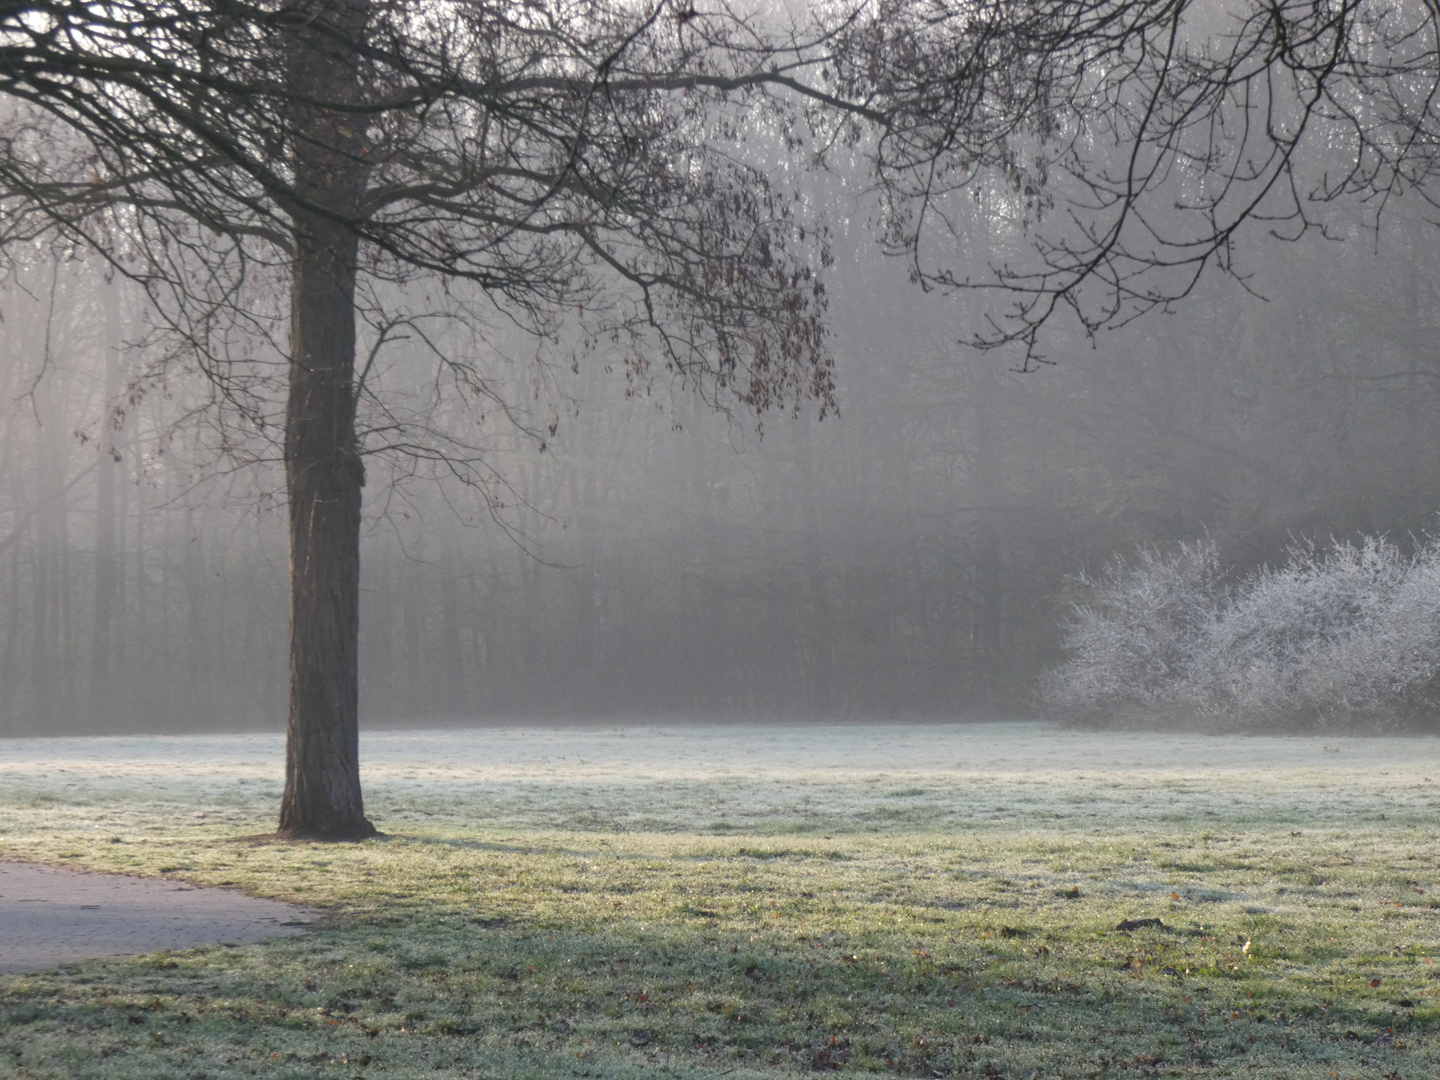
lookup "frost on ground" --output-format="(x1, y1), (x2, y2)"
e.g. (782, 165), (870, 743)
(4, 723), (1440, 1080)
(3, 722), (1438, 838)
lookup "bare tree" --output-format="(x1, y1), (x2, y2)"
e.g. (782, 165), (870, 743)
(849, 0), (1440, 361)
(1, 0), (847, 838)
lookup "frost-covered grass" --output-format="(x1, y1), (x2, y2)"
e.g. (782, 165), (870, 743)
(3, 722), (1440, 1078)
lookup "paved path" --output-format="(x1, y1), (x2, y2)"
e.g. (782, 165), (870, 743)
(0, 862), (319, 974)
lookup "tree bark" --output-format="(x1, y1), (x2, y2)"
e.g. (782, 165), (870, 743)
(275, 0), (375, 840)
(276, 214), (374, 840)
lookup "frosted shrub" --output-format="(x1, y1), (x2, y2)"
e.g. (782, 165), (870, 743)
(1039, 540), (1226, 722)
(1043, 535), (1440, 729)
(1196, 538), (1413, 722)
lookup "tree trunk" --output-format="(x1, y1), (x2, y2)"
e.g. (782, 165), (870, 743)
(795, 417), (834, 718)
(276, 215), (374, 840)
(89, 279), (120, 724)
(275, 0), (375, 840)
(90, 312), (118, 722)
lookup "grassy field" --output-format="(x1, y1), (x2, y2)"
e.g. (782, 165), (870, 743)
(2, 721), (1439, 1079)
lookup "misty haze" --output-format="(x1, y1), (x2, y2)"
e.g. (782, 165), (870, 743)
(2, 205), (1438, 734)
(8, 0), (1440, 1076)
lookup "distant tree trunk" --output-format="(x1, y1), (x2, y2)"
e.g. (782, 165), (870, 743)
(90, 280), (121, 723)
(31, 403), (55, 730)
(182, 507), (205, 715)
(275, 0), (375, 840)
(114, 409), (131, 718)
(57, 467), (74, 726)
(90, 407), (117, 717)
(968, 374), (1004, 705)
(1, 547), (19, 732)
(795, 418), (834, 718)
(440, 540), (464, 717)
(361, 551), (393, 722)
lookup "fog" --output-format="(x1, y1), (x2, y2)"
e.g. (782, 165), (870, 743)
(3, 185), (1438, 736)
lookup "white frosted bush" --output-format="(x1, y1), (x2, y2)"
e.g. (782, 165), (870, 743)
(1044, 535), (1440, 729)
(1039, 540), (1225, 721)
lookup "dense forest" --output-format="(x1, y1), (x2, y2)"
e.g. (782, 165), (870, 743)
(3, 188), (1439, 735)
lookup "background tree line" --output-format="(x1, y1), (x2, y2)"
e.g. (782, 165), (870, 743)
(4, 185), (1439, 735)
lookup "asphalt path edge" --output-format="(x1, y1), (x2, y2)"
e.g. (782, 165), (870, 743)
(0, 860), (321, 975)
